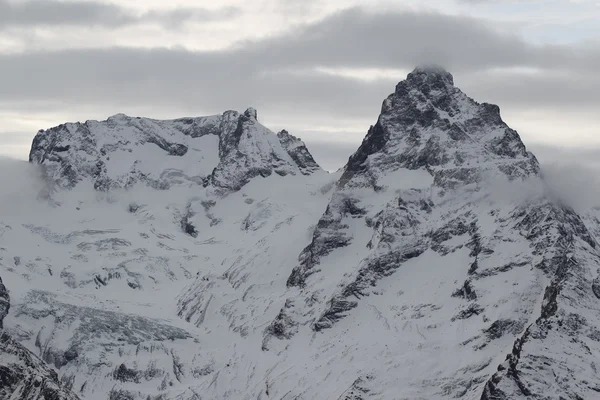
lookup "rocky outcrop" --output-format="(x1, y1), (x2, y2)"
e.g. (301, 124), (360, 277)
(338, 66), (539, 190)
(277, 130), (321, 176)
(206, 109), (317, 193)
(0, 276), (8, 329)
(0, 333), (81, 400)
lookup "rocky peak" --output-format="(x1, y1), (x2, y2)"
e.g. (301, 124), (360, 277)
(405, 65), (455, 89)
(244, 107), (258, 120)
(29, 108), (322, 193)
(272, 67), (545, 344)
(276, 130), (321, 176)
(339, 67), (539, 189)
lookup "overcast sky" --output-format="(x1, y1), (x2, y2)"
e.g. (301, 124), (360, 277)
(0, 0), (599, 170)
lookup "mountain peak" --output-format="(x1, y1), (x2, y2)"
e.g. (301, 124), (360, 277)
(107, 113), (131, 120)
(277, 130), (322, 176)
(244, 107), (258, 120)
(408, 65), (454, 86)
(339, 66), (538, 189)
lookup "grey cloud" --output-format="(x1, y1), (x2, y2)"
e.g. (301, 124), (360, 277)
(276, 0), (323, 13)
(0, 7), (599, 156)
(301, 139), (360, 172)
(0, 132), (30, 144)
(0, 0), (239, 29)
(529, 143), (600, 169)
(0, 132), (33, 159)
(461, 70), (600, 108)
(0, 47), (392, 121)
(533, 144), (600, 210)
(240, 8), (595, 74)
(143, 7), (240, 29)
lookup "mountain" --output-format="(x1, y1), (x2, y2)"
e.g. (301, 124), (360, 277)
(2, 67), (600, 400)
(29, 107), (321, 193)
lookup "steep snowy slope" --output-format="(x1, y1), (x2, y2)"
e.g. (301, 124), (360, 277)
(257, 67), (600, 399)
(2, 67), (600, 400)
(1, 275), (80, 400)
(2, 112), (333, 400)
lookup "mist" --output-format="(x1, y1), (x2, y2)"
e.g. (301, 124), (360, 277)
(0, 157), (45, 212)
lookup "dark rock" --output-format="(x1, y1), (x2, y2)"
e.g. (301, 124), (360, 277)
(264, 303), (298, 341)
(592, 274), (600, 299)
(452, 280), (477, 301)
(181, 204), (198, 238)
(480, 326), (532, 399)
(314, 297), (358, 332)
(63, 347), (78, 362)
(484, 319), (523, 341)
(338, 122), (388, 188)
(167, 143), (188, 156)
(0, 276), (9, 329)
(339, 375), (374, 400)
(128, 202), (140, 213)
(113, 363), (140, 383)
(340, 197), (367, 217)
(277, 130), (322, 175)
(314, 245), (426, 331)
(452, 303), (484, 321)
(287, 202), (353, 288)
(108, 389), (136, 400)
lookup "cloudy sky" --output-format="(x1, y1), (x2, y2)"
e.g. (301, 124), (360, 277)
(0, 0), (599, 170)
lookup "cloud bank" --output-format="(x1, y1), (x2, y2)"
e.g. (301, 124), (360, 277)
(0, 4), (598, 171)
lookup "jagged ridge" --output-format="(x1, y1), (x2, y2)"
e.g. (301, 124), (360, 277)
(29, 107), (322, 193)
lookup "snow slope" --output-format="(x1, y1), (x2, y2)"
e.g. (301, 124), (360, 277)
(2, 67), (600, 400)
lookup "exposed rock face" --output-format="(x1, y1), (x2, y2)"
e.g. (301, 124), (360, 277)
(0, 333), (81, 400)
(205, 109), (312, 193)
(277, 130), (322, 176)
(5, 66), (600, 400)
(29, 108), (322, 192)
(0, 276), (80, 400)
(272, 67), (544, 342)
(338, 66), (539, 190)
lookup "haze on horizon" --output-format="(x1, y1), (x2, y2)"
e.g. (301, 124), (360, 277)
(0, 0), (599, 171)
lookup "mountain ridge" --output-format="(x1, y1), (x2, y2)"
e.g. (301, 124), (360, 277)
(1, 66), (599, 400)
(29, 107), (323, 194)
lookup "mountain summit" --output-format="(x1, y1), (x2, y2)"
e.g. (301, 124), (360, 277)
(29, 108), (322, 193)
(340, 65), (538, 189)
(2, 68), (600, 400)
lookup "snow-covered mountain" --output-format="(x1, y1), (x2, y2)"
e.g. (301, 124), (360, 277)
(2, 66), (600, 400)
(29, 107), (321, 193)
